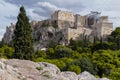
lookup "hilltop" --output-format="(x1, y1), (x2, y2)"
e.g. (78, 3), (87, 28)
(2, 10), (113, 51)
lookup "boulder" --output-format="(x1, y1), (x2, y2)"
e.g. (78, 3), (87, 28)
(0, 59), (110, 80)
(61, 71), (78, 80)
(78, 71), (97, 80)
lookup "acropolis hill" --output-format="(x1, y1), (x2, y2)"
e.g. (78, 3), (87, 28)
(3, 10), (113, 50)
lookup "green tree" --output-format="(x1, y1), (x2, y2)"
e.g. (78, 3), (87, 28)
(108, 27), (120, 49)
(108, 68), (120, 80)
(92, 50), (115, 77)
(3, 45), (14, 58)
(0, 40), (5, 48)
(46, 48), (55, 58)
(78, 58), (97, 75)
(0, 45), (14, 59)
(13, 6), (34, 60)
(55, 45), (73, 58)
(35, 50), (46, 58)
(91, 42), (115, 53)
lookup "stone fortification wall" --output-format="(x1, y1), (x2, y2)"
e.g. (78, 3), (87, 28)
(74, 15), (86, 28)
(96, 22), (113, 39)
(51, 10), (75, 22)
(67, 27), (93, 43)
(100, 16), (108, 22)
(57, 20), (75, 29)
(101, 22), (113, 38)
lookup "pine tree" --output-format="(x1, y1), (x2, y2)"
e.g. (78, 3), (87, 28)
(13, 6), (34, 60)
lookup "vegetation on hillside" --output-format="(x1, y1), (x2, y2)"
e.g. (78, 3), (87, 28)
(1, 6), (120, 80)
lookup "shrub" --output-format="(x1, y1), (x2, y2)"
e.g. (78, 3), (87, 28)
(68, 65), (81, 74)
(4, 46), (14, 58)
(46, 48), (55, 58)
(74, 58), (97, 75)
(0, 48), (4, 57)
(36, 66), (43, 71)
(0, 45), (14, 58)
(92, 50), (115, 77)
(55, 45), (73, 58)
(35, 50), (46, 58)
(108, 68), (120, 80)
(71, 51), (82, 59)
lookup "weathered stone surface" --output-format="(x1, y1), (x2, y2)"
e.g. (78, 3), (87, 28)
(2, 23), (15, 44)
(78, 71), (97, 80)
(99, 78), (110, 80)
(61, 71), (78, 80)
(0, 58), (110, 80)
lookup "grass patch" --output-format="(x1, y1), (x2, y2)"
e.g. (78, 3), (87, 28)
(43, 74), (51, 78)
(36, 66), (43, 71)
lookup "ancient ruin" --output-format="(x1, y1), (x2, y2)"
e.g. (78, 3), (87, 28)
(51, 10), (113, 42)
(2, 10), (113, 50)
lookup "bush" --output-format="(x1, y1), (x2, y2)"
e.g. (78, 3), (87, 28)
(0, 45), (14, 58)
(52, 60), (66, 70)
(0, 48), (4, 57)
(0, 41), (5, 48)
(46, 48), (55, 58)
(4, 46), (14, 58)
(71, 51), (82, 59)
(108, 68), (120, 80)
(36, 66), (43, 71)
(55, 45), (73, 58)
(68, 65), (81, 74)
(33, 57), (45, 62)
(74, 58), (97, 75)
(92, 50), (115, 77)
(35, 50), (46, 58)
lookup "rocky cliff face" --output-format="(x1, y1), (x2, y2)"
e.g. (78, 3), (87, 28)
(0, 59), (109, 80)
(2, 22), (68, 51)
(33, 26), (68, 51)
(2, 23), (15, 44)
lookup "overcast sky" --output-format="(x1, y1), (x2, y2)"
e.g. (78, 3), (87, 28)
(0, 0), (120, 40)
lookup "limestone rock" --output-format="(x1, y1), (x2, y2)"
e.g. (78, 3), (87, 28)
(78, 71), (97, 80)
(38, 62), (61, 74)
(99, 78), (110, 80)
(61, 71), (78, 80)
(0, 59), (110, 80)
(2, 23), (15, 44)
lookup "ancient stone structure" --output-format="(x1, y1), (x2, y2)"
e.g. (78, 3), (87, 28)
(2, 10), (113, 50)
(51, 11), (113, 42)
(51, 10), (113, 42)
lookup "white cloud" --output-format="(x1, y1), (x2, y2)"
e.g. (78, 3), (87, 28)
(37, 2), (58, 10)
(32, 2), (69, 20)
(37, 2), (68, 11)
(0, 29), (5, 32)
(0, 0), (18, 41)
(0, 35), (3, 41)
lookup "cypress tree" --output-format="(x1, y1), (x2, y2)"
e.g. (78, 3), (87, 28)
(13, 6), (34, 60)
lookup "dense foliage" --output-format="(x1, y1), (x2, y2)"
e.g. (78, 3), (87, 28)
(12, 6), (34, 60)
(0, 45), (14, 59)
